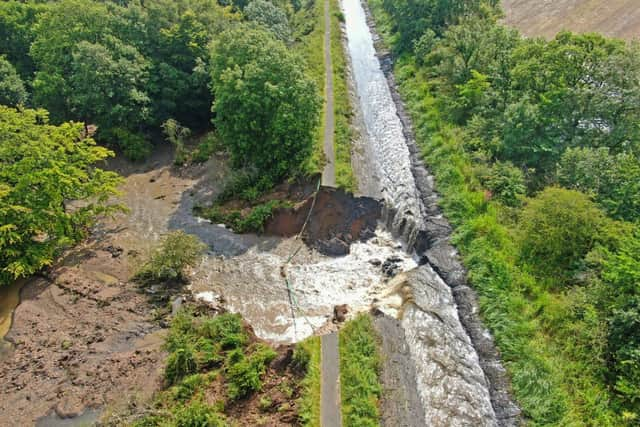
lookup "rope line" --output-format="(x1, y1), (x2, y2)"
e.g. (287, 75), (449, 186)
(282, 178), (322, 340)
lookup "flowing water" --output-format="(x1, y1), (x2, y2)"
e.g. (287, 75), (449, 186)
(342, 0), (514, 425)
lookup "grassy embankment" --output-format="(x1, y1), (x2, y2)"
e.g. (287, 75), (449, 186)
(368, 1), (627, 425)
(329, 0), (356, 191)
(297, 336), (322, 426)
(339, 314), (382, 426)
(293, 0), (327, 176)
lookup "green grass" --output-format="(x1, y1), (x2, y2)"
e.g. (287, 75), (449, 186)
(339, 314), (382, 427)
(297, 336), (322, 427)
(293, 0), (326, 176)
(330, 0), (356, 192)
(367, 0), (628, 425)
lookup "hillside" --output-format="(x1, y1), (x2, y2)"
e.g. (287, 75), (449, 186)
(502, 0), (640, 40)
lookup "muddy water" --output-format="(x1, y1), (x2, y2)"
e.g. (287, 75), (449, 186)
(342, 0), (511, 425)
(0, 281), (22, 341)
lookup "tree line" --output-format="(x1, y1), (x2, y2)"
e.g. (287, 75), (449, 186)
(0, 0), (322, 284)
(374, 0), (640, 424)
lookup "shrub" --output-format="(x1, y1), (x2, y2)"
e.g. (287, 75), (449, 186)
(226, 344), (276, 400)
(518, 187), (608, 283)
(134, 231), (206, 285)
(107, 127), (151, 161)
(162, 119), (191, 166)
(165, 344), (197, 385)
(481, 161), (526, 207)
(198, 313), (248, 350)
(173, 402), (228, 427)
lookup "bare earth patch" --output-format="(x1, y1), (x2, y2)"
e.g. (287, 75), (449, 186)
(502, 0), (640, 40)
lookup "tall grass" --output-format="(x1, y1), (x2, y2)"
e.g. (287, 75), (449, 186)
(330, 0), (356, 191)
(297, 336), (322, 427)
(339, 314), (382, 427)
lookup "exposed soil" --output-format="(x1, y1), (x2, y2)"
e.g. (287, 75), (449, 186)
(0, 145), (196, 425)
(266, 186), (381, 256)
(502, 0), (640, 40)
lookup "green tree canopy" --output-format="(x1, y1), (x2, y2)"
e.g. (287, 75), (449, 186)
(245, 0), (292, 42)
(210, 26), (320, 181)
(0, 106), (123, 284)
(0, 57), (27, 107)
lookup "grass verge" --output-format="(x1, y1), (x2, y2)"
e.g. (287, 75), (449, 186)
(339, 314), (382, 427)
(297, 336), (322, 427)
(293, 0), (326, 176)
(329, 0), (356, 192)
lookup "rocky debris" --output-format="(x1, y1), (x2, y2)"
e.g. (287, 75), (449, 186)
(333, 304), (349, 323)
(381, 256), (403, 277)
(368, 258), (382, 267)
(104, 245), (124, 258)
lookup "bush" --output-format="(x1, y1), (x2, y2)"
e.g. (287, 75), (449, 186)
(173, 402), (228, 427)
(134, 231), (206, 285)
(198, 313), (248, 350)
(165, 344), (198, 385)
(481, 161), (526, 207)
(107, 127), (152, 161)
(226, 344), (276, 400)
(518, 188), (607, 283)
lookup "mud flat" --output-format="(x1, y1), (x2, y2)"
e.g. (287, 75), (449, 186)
(0, 146), (193, 425)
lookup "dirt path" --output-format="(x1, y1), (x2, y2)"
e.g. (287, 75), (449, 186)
(321, 332), (342, 427)
(321, 0), (336, 187)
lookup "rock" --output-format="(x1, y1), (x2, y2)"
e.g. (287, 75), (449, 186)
(272, 348), (294, 372)
(369, 259), (382, 267)
(333, 304), (349, 323)
(382, 257), (402, 277)
(104, 245), (124, 258)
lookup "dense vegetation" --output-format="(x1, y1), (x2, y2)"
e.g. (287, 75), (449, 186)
(339, 314), (382, 426)
(370, 0), (640, 424)
(0, 0), (327, 283)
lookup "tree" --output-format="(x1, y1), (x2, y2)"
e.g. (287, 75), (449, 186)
(0, 106), (123, 285)
(559, 147), (640, 222)
(245, 0), (292, 42)
(518, 187), (607, 282)
(69, 38), (150, 135)
(0, 57), (27, 106)
(210, 27), (320, 181)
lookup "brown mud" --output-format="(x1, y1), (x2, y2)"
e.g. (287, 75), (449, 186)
(0, 145), (195, 425)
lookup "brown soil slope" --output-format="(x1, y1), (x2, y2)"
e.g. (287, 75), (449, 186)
(501, 0), (640, 40)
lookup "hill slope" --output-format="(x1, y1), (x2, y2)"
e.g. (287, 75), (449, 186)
(501, 0), (640, 40)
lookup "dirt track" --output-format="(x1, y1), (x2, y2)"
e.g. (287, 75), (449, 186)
(502, 0), (640, 40)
